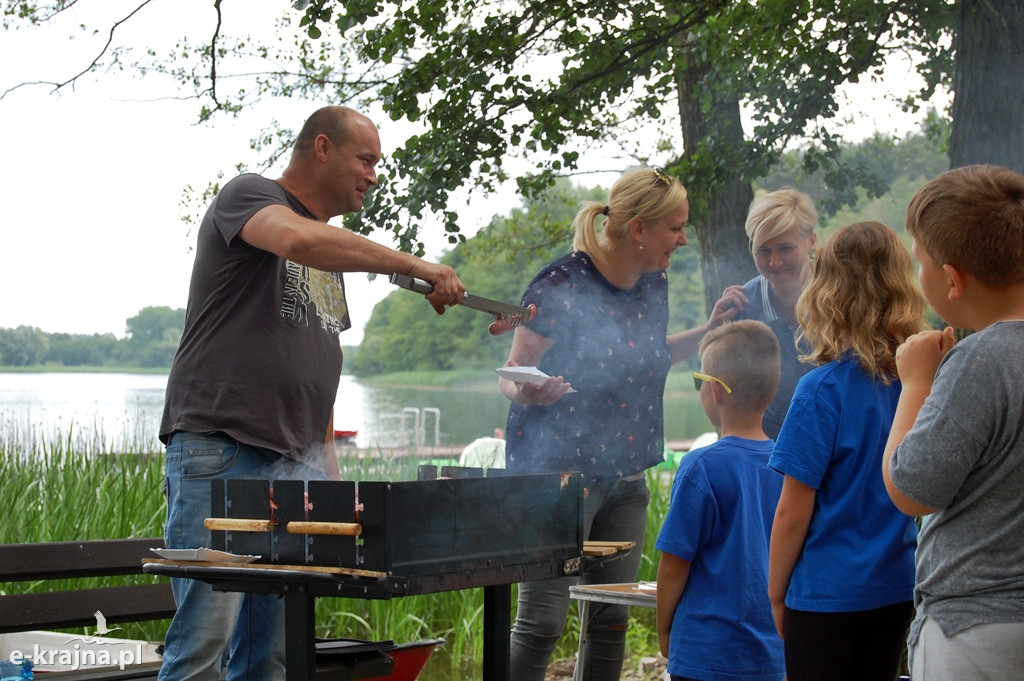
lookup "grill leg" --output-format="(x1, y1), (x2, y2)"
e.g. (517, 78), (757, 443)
(482, 584), (511, 681)
(284, 589), (316, 681)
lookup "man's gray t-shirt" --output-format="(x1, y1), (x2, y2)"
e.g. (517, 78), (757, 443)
(889, 321), (1024, 643)
(160, 174), (349, 462)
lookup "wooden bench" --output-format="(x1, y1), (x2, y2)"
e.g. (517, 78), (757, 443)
(0, 538), (437, 681)
(0, 538), (176, 634)
(0, 537), (174, 681)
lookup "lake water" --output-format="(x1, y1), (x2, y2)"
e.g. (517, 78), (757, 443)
(0, 372), (712, 452)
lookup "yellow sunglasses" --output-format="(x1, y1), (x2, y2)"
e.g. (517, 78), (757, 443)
(692, 372), (732, 393)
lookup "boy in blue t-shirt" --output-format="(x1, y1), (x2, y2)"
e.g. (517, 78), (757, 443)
(656, 320), (785, 681)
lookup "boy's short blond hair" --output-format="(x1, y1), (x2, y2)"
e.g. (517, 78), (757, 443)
(906, 164), (1024, 288)
(698, 320), (780, 412)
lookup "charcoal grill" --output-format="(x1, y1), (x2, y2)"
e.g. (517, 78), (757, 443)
(144, 467), (632, 681)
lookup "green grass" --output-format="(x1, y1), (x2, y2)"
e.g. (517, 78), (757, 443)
(1, 432), (676, 679)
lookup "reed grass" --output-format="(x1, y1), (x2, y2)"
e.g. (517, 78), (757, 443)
(0, 430), (676, 680)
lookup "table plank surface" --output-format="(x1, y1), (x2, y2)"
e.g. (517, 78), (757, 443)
(569, 582), (657, 608)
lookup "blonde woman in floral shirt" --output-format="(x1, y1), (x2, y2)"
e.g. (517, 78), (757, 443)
(499, 166), (742, 681)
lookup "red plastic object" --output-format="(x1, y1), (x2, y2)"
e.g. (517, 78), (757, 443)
(363, 639), (445, 681)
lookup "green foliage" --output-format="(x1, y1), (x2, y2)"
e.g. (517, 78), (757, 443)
(6, 1), (981, 349)
(126, 306), (185, 344)
(45, 332), (121, 367)
(0, 428), (168, 642)
(0, 306), (185, 369)
(758, 118), (950, 230)
(0, 325), (49, 366)
(280, 0), (955, 253)
(126, 306), (186, 368)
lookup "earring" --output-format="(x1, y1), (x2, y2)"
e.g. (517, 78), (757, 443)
(638, 244), (644, 250)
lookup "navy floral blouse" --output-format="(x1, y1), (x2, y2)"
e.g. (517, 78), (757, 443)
(505, 252), (671, 478)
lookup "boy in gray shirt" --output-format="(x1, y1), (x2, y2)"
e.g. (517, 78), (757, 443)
(883, 164), (1024, 681)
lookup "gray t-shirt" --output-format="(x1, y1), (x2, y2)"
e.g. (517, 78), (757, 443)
(889, 321), (1024, 643)
(160, 174), (348, 462)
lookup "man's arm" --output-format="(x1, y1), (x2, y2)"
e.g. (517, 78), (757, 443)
(656, 552), (691, 659)
(239, 204), (464, 314)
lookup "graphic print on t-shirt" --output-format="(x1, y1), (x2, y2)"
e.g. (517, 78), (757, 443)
(281, 261), (351, 333)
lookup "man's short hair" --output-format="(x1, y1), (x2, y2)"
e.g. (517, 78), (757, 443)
(906, 164), (1024, 288)
(292, 106), (357, 157)
(698, 320), (781, 412)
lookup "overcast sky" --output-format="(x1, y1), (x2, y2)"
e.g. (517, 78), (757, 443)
(0, 1), (942, 344)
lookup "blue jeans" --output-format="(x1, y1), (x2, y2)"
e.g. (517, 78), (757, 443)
(158, 432), (326, 681)
(509, 475), (650, 681)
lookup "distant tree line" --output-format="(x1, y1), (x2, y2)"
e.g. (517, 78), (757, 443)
(0, 306), (185, 368)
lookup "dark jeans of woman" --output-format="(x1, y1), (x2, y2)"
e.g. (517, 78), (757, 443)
(783, 601), (914, 681)
(509, 475), (650, 681)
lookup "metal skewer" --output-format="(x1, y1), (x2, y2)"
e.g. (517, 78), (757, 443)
(390, 273), (536, 335)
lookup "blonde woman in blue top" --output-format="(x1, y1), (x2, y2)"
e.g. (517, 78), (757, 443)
(768, 221), (926, 681)
(714, 189), (818, 440)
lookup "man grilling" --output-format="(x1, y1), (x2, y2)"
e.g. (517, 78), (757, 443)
(157, 106), (465, 681)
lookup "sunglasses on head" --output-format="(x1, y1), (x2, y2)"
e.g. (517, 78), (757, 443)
(652, 165), (672, 186)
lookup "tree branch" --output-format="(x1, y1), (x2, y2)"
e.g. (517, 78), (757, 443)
(206, 0), (223, 115)
(1, 0), (160, 99)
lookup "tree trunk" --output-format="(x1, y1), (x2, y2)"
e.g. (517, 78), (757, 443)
(949, 0), (1024, 172)
(677, 47), (757, 314)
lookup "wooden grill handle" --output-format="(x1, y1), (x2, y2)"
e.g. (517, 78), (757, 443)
(286, 521), (362, 536)
(203, 518), (273, 533)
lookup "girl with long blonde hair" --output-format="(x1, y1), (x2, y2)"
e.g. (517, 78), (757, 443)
(768, 221), (925, 681)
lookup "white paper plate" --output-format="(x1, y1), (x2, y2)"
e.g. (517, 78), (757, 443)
(150, 547), (261, 563)
(494, 366), (577, 392)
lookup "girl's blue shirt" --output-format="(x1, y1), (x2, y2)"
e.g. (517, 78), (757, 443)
(769, 356), (917, 611)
